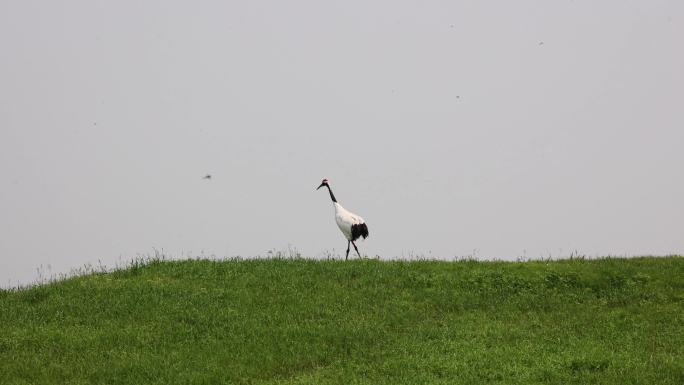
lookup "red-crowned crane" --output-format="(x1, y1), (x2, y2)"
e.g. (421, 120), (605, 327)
(317, 178), (369, 260)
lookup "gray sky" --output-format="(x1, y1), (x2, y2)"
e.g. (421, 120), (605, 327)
(1, 1), (683, 287)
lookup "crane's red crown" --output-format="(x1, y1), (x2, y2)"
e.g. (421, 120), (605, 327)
(317, 178), (330, 190)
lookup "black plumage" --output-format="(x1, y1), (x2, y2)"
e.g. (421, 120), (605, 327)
(351, 223), (369, 241)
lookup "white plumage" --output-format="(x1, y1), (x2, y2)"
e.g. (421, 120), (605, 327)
(334, 202), (365, 241)
(317, 178), (369, 260)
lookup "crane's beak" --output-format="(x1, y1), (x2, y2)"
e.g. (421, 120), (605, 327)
(316, 182), (325, 190)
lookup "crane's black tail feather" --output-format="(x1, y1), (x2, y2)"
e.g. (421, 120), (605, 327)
(351, 223), (369, 241)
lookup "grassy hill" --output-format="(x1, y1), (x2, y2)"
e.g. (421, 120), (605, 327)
(1, 257), (683, 384)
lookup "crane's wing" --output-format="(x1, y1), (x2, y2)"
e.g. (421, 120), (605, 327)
(351, 222), (369, 240)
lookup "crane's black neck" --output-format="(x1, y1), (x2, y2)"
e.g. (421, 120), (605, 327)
(325, 184), (337, 203)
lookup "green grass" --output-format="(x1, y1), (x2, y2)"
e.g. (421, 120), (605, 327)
(1, 256), (683, 385)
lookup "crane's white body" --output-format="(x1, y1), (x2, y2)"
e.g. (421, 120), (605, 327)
(334, 202), (365, 241)
(317, 178), (368, 259)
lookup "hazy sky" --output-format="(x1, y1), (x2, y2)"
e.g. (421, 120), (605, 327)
(1, 1), (683, 287)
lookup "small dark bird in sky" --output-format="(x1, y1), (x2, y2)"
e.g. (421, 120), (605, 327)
(538, 41), (544, 46)
(203, 174), (212, 180)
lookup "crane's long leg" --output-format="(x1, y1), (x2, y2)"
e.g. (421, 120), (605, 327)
(352, 241), (361, 258)
(346, 241), (350, 261)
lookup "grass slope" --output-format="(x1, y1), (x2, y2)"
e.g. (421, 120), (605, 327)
(1, 257), (683, 385)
